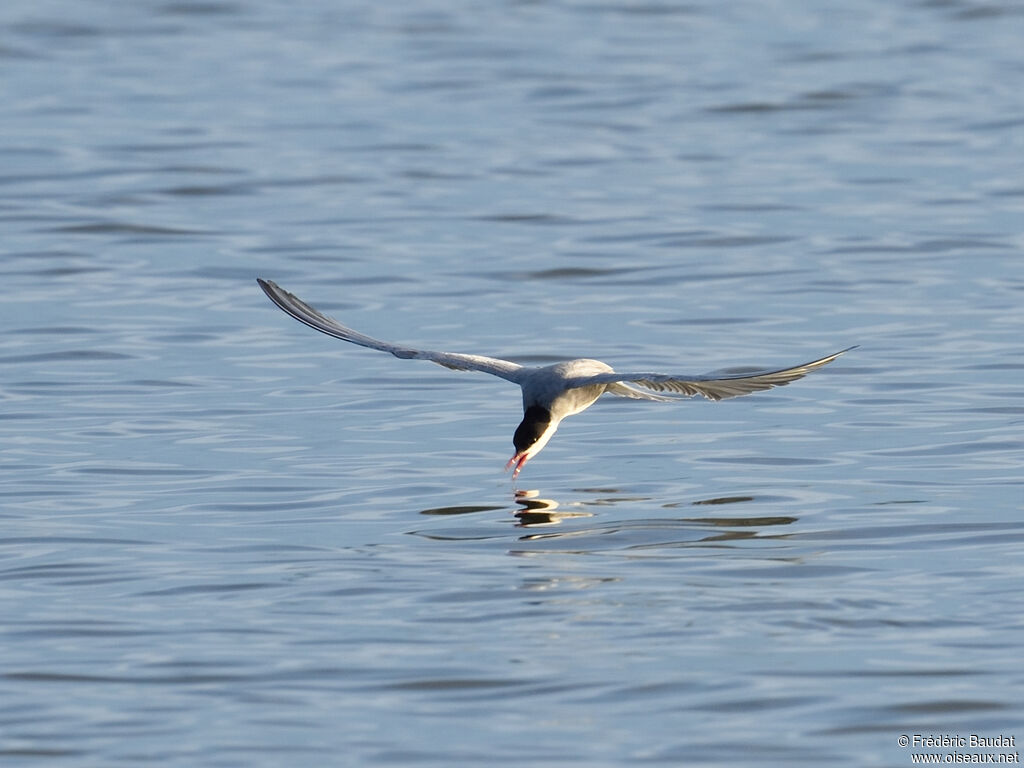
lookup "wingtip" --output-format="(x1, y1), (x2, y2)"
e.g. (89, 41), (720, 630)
(256, 277), (281, 300)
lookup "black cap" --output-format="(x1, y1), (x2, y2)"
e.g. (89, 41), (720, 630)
(513, 405), (551, 453)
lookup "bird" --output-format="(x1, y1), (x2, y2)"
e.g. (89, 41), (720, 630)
(257, 278), (854, 479)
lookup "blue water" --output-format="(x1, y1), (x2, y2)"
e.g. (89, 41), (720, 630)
(2, 1), (1023, 765)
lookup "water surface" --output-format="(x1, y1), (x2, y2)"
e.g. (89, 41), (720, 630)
(2, 0), (1022, 765)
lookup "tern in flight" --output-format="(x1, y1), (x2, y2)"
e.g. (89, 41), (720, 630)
(258, 279), (853, 479)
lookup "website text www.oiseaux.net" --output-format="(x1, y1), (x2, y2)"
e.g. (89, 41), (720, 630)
(899, 734), (1018, 764)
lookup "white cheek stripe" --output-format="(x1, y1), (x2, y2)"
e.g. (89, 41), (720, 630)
(525, 420), (559, 459)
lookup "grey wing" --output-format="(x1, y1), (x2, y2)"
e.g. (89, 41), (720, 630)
(257, 279), (524, 383)
(583, 347), (856, 402)
(604, 382), (678, 402)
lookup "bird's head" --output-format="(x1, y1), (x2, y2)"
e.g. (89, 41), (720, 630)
(506, 405), (555, 479)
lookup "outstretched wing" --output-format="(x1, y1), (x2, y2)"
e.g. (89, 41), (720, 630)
(578, 347), (855, 402)
(257, 279), (525, 383)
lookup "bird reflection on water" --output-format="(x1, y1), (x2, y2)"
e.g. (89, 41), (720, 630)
(510, 490), (800, 546)
(513, 488), (594, 527)
(414, 490), (597, 527)
(413, 491), (800, 550)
